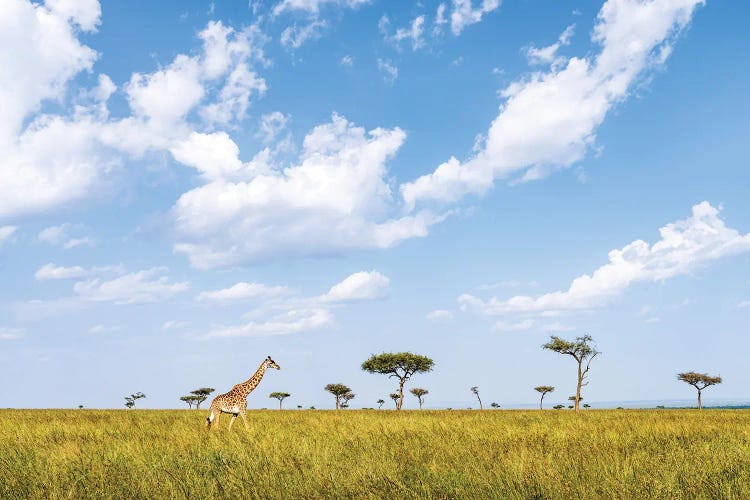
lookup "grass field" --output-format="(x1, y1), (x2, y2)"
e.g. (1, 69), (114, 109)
(2, 409), (749, 499)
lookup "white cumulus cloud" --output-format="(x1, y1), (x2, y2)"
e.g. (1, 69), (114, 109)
(525, 24), (575, 66)
(459, 202), (750, 317)
(381, 15), (426, 51)
(0, 0), (101, 218)
(172, 114), (439, 268)
(37, 224), (93, 249)
(280, 20), (327, 49)
(197, 282), (291, 303)
(273, 0), (370, 16)
(0, 9), (268, 220)
(73, 267), (188, 304)
(35, 263), (88, 280)
(206, 308), (333, 338)
(323, 271), (390, 302)
(402, 0), (705, 207)
(202, 270), (389, 338)
(450, 0), (500, 36)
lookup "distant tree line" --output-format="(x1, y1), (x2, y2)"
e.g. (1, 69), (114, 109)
(145, 335), (724, 411)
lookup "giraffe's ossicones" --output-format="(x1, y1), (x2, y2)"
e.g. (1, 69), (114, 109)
(206, 356), (280, 431)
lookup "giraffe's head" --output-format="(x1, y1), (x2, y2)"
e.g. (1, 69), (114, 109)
(265, 355), (281, 370)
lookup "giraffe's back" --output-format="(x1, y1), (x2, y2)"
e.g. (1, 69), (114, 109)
(210, 391), (245, 414)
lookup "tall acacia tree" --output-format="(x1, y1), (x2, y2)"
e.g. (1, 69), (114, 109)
(542, 335), (599, 413)
(269, 392), (291, 409)
(377, 399), (385, 409)
(361, 352), (434, 410)
(325, 383), (352, 410)
(678, 372), (722, 410)
(410, 388), (428, 409)
(470, 386), (483, 410)
(534, 386), (554, 410)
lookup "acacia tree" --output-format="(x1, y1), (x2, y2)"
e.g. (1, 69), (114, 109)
(190, 388), (215, 409)
(410, 388), (428, 409)
(389, 393), (400, 408)
(542, 335), (599, 413)
(678, 371), (722, 410)
(377, 399), (385, 409)
(325, 383), (352, 410)
(470, 386), (483, 410)
(490, 402), (500, 409)
(534, 386), (554, 410)
(361, 352), (434, 410)
(341, 392), (355, 409)
(180, 395), (201, 409)
(124, 392), (145, 409)
(269, 392), (291, 409)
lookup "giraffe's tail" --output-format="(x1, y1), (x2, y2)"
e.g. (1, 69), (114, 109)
(206, 409), (214, 429)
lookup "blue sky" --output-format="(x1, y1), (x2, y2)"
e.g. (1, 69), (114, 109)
(1, 0), (749, 409)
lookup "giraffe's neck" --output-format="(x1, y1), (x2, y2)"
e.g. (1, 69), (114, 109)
(234, 362), (268, 397)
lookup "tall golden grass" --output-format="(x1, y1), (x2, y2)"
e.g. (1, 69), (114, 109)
(2, 409), (749, 498)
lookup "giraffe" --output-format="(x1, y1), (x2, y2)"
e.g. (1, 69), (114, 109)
(206, 356), (280, 431)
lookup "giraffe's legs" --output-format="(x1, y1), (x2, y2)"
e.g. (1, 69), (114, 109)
(211, 409), (221, 430)
(239, 409), (249, 430)
(228, 414), (237, 432)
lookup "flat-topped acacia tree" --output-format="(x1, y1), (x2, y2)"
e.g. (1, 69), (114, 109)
(180, 395), (201, 409)
(269, 392), (291, 410)
(190, 388), (215, 409)
(534, 386), (554, 410)
(678, 372), (722, 410)
(362, 352), (434, 410)
(543, 335), (599, 413)
(376, 399), (385, 409)
(410, 388), (428, 409)
(124, 392), (145, 409)
(325, 384), (352, 410)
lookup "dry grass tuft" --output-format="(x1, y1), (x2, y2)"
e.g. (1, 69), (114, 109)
(2, 409), (749, 498)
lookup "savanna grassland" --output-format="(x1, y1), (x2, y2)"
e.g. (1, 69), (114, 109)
(2, 409), (749, 499)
